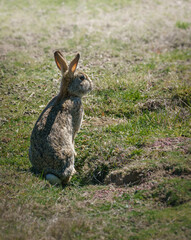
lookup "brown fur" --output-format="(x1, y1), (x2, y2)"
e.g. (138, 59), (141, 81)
(29, 52), (92, 185)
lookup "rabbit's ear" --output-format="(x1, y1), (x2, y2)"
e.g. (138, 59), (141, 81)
(54, 51), (68, 73)
(69, 53), (80, 74)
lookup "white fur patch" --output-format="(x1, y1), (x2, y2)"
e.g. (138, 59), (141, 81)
(46, 174), (62, 185)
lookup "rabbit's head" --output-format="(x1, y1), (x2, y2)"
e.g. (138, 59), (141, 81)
(54, 51), (92, 101)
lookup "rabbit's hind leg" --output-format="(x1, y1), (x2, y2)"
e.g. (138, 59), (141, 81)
(46, 173), (62, 185)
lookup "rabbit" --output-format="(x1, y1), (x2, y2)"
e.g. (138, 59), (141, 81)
(29, 51), (93, 185)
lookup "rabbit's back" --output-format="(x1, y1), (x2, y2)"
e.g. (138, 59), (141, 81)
(29, 96), (83, 177)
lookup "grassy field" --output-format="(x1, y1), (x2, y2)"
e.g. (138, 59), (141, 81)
(0, 0), (191, 239)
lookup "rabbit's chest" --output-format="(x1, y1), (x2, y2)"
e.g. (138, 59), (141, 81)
(61, 97), (83, 126)
(70, 98), (83, 129)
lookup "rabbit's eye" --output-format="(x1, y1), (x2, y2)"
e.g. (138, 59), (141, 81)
(79, 75), (85, 81)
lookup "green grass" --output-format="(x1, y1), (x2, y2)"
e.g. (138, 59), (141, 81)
(1, 0), (191, 239)
(176, 21), (191, 30)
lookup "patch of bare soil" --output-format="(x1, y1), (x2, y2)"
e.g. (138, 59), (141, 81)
(149, 137), (191, 153)
(137, 99), (166, 111)
(105, 167), (147, 186)
(92, 186), (126, 201)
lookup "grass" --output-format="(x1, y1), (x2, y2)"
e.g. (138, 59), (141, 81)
(176, 21), (191, 30)
(0, 0), (191, 239)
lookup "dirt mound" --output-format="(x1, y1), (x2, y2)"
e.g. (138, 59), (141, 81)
(105, 168), (147, 186)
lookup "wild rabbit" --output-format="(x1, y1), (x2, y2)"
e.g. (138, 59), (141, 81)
(29, 51), (93, 185)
